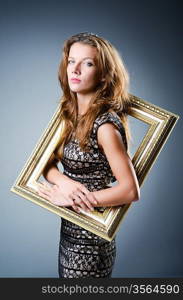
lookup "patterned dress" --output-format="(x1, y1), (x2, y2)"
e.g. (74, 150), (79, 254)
(58, 110), (128, 278)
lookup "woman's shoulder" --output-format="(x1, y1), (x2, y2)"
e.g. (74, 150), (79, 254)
(94, 109), (124, 130)
(93, 109), (128, 150)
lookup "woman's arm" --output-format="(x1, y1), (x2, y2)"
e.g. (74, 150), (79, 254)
(39, 153), (98, 212)
(91, 123), (140, 207)
(43, 154), (68, 186)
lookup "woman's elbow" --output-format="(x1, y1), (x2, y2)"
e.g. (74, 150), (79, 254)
(131, 186), (140, 202)
(125, 185), (140, 204)
(118, 182), (140, 204)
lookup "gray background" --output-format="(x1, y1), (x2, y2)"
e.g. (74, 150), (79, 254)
(0, 0), (182, 277)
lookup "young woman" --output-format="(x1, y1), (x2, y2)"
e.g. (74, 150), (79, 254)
(38, 32), (140, 278)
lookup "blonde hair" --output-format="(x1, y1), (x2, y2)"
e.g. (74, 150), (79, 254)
(56, 32), (132, 159)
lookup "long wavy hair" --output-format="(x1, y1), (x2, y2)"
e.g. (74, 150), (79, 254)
(55, 32), (132, 159)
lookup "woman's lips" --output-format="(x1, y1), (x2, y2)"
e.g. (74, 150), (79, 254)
(71, 78), (81, 83)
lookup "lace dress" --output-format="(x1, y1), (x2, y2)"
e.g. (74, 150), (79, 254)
(58, 111), (128, 278)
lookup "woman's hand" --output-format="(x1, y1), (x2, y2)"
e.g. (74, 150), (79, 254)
(38, 182), (74, 206)
(37, 180), (98, 213)
(55, 177), (98, 211)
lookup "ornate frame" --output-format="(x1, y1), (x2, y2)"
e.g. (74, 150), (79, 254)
(11, 94), (179, 241)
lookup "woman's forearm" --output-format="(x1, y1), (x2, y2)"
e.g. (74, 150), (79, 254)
(92, 183), (140, 207)
(43, 163), (68, 186)
(43, 162), (140, 208)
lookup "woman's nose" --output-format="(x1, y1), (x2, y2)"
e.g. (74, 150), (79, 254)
(72, 63), (81, 74)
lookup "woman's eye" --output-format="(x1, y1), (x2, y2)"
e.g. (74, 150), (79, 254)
(67, 60), (93, 66)
(86, 62), (93, 66)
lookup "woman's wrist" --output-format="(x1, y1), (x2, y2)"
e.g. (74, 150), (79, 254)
(54, 172), (70, 186)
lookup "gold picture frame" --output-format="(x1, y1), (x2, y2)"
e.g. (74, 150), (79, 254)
(11, 94), (179, 241)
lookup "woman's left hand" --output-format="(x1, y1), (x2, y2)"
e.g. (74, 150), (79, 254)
(37, 181), (96, 213)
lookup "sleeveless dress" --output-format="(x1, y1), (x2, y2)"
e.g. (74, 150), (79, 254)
(58, 111), (128, 278)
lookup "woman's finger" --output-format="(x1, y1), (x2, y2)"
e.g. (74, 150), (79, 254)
(39, 182), (51, 192)
(38, 190), (51, 201)
(73, 183), (95, 203)
(38, 186), (52, 197)
(52, 185), (58, 190)
(80, 187), (98, 205)
(38, 185), (51, 194)
(85, 192), (98, 205)
(72, 205), (81, 213)
(74, 191), (94, 211)
(43, 182), (53, 190)
(72, 195), (89, 211)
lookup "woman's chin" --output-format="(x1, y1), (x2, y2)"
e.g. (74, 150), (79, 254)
(70, 88), (88, 94)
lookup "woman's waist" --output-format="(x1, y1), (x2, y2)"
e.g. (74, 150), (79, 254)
(63, 172), (112, 191)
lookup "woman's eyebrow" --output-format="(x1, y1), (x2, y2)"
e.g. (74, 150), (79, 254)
(68, 56), (94, 60)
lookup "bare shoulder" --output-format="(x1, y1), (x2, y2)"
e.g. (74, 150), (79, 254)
(97, 122), (127, 154)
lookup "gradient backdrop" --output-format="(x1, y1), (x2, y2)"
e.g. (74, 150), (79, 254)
(0, 0), (182, 277)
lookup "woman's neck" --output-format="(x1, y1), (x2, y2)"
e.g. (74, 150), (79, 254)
(77, 92), (94, 115)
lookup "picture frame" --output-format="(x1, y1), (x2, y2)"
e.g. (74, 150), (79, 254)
(11, 94), (179, 241)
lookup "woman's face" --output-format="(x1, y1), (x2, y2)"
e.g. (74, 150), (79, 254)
(67, 42), (100, 95)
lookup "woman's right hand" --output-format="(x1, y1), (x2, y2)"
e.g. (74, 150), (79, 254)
(56, 176), (98, 212)
(39, 173), (98, 213)
(41, 155), (98, 212)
